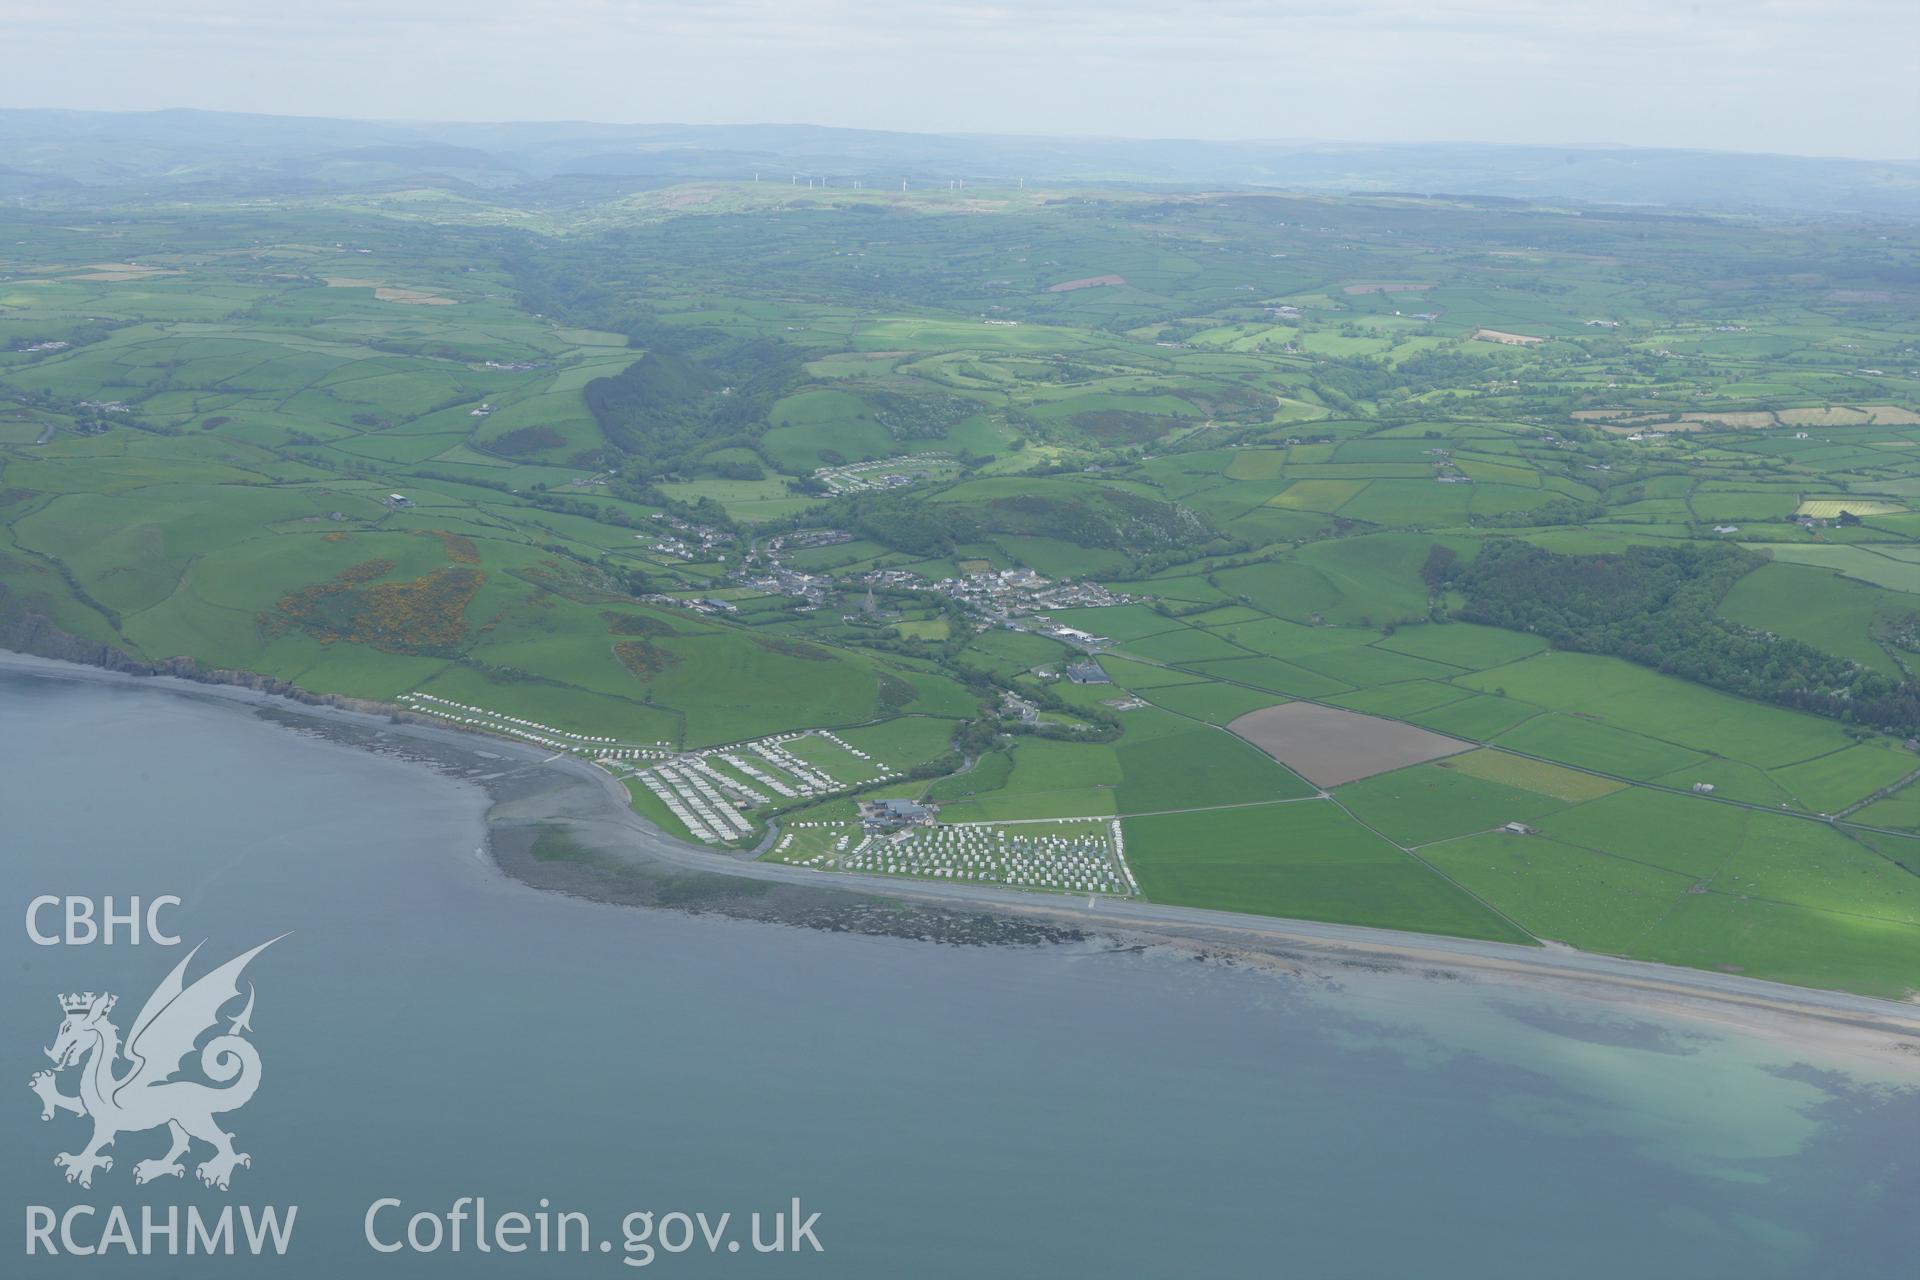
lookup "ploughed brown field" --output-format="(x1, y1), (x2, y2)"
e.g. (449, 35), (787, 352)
(1227, 702), (1471, 788)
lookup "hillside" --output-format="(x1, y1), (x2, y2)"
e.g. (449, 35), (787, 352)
(4, 166), (1920, 997)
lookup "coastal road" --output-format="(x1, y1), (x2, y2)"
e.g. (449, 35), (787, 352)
(8, 650), (1920, 1043)
(539, 745), (1920, 1040)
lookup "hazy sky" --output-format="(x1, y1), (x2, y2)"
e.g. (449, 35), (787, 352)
(3, 0), (1916, 160)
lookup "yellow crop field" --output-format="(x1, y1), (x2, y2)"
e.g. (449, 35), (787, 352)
(1439, 749), (1627, 803)
(1796, 499), (1906, 518)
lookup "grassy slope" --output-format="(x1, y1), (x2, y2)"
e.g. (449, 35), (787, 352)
(5, 189), (1920, 991)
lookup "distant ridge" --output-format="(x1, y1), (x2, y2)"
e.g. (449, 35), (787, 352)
(1, 108), (1916, 217)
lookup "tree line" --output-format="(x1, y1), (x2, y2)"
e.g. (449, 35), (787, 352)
(1441, 538), (1920, 737)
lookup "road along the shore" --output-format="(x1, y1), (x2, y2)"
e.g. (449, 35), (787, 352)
(6, 648), (1919, 1050)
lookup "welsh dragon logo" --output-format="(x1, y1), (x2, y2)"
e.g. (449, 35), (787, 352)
(28, 937), (283, 1191)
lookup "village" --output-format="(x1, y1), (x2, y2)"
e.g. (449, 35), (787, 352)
(923, 565), (1142, 625)
(732, 528), (854, 610)
(723, 532), (1148, 635)
(638, 512), (732, 562)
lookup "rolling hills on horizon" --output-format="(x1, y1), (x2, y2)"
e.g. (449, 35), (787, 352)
(2, 106), (1917, 217)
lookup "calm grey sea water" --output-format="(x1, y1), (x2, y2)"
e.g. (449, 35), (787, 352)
(3, 671), (1917, 1278)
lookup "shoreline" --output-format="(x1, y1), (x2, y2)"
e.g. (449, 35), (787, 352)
(7, 646), (1920, 1063)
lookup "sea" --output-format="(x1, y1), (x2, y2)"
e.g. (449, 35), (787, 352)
(3, 667), (1917, 1277)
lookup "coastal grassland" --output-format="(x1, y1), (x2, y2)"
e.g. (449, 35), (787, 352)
(1422, 833), (1701, 953)
(635, 635), (883, 744)
(1423, 789), (1920, 995)
(1330, 746), (1630, 848)
(925, 747), (1015, 802)
(930, 737), (1123, 821)
(835, 715), (962, 769)
(1534, 788), (1750, 879)
(1123, 801), (1533, 942)
(1717, 817), (1920, 925)
(1335, 762), (1572, 846)
(1110, 710), (1317, 813)
(1630, 895), (1920, 1000)
(417, 662), (683, 744)
(474, 602), (923, 747)
(780, 732), (886, 784)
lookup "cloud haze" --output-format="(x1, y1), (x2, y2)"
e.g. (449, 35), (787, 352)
(2, 0), (1914, 159)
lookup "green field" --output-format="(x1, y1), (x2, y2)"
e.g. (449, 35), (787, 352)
(1124, 801), (1531, 942)
(6, 168), (1920, 996)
